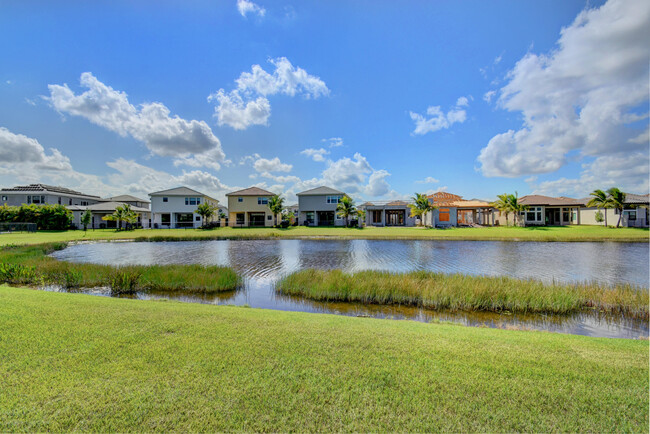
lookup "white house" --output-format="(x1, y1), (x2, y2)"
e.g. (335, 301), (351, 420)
(149, 186), (219, 229)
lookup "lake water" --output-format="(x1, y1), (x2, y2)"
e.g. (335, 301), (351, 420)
(50, 239), (650, 339)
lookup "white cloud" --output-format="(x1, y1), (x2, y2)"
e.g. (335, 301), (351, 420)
(477, 0), (649, 192)
(253, 156), (292, 173)
(209, 57), (328, 130)
(173, 147), (227, 171)
(416, 176), (439, 184)
(410, 97), (469, 135)
(322, 137), (343, 148)
(483, 90), (496, 103)
(237, 0), (265, 18)
(47, 73), (226, 167)
(364, 169), (391, 197)
(0, 127), (72, 173)
(300, 147), (329, 162)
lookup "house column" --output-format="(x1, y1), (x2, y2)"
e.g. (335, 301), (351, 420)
(559, 208), (564, 225)
(382, 209), (386, 226)
(314, 211), (318, 226)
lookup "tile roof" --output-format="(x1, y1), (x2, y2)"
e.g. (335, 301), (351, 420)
(149, 186), (206, 196)
(0, 183), (102, 199)
(519, 195), (582, 206)
(108, 194), (150, 203)
(296, 186), (345, 196)
(68, 202), (150, 213)
(226, 186), (276, 196)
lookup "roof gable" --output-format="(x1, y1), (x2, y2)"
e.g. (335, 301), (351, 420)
(108, 194), (150, 203)
(226, 187), (276, 196)
(149, 186), (205, 196)
(296, 186), (345, 196)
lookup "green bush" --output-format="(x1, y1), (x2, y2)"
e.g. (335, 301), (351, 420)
(0, 204), (72, 230)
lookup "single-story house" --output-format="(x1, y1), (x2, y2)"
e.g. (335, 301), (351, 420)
(149, 186), (219, 229)
(424, 192), (495, 227)
(226, 187), (276, 227)
(511, 195), (583, 226)
(359, 200), (417, 227)
(69, 201), (151, 229)
(296, 186), (346, 226)
(578, 193), (649, 227)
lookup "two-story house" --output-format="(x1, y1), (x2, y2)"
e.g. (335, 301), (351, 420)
(149, 186), (219, 229)
(0, 184), (104, 207)
(296, 186), (346, 226)
(226, 187), (276, 227)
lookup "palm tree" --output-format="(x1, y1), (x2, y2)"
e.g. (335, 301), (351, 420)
(491, 193), (512, 226)
(507, 192), (529, 227)
(196, 202), (216, 227)
(408, 193), (435, 227)
(607, 187), (627, 228)
(117, 204), (138, 230)
(587, 189), (610, 227)
(336, 195), (356, 227)
(267, 195), (285, 226)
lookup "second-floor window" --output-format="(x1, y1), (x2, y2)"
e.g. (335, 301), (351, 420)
(238, 197), (243, 202)
(162, 197), (168, 202)
(185, 197), (201, 206)
(1, 195), (7, 201)
(327, 196), (342, 204)
(28, 195), (45, 204)
(258, 197), (268, 205)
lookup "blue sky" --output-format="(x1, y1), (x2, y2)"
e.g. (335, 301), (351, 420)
(0, 0), (648, 203)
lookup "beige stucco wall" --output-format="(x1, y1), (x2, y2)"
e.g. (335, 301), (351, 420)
(227, 195), (274, 227)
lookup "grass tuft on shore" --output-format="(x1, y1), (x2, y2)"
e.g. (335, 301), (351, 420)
(276, 269), (649, 319)
(0, 243), (240, 293)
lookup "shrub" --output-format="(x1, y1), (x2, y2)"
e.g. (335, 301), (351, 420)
(0, 263), (39, 285)
(0, 204), (72, 230)
(109, 268), (142, 295)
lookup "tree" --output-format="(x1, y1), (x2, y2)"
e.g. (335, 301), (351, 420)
(408, 193), (435, 227)
(356, 209), (366, 228)
(118, 204), (138, 230)
(267, 195), (285, 227)
(81, 209), (92, 233)
(336, 195), (356, 227)
(506, 192), (529, 227)
(607, 187), (627, 228)
(196, 202), (216, 227)
(587, 189), (610, 227)
(491, 194), (512, 226)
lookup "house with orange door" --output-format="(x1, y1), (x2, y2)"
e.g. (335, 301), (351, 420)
(423, 192), (496, 227)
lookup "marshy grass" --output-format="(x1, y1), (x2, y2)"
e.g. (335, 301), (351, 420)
(0, 243), (241, 294)
(276, 269), (649, 320)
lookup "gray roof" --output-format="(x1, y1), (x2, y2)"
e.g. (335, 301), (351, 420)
(149, 186), (217, 202)
(296, 186), (344, 196)
(108, 194), (150, 203)
(1, 183), (102, 199)
(68, 202), (150, 213)
(226, 186), (275, 196)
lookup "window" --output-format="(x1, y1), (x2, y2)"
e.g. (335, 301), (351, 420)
(306, 212), (315, 224)
(161, 214), (171, 224)
(267, 215), (272, 220)
(236, 213), (245, 224)
(81, 201), (88, 206)
(31, 195), (44, 204)
(196, 216), (201, 221)
(162, 197), (168, 202)
(238, 197), (243, 202)
(627, 210), (637, 221)
(69, 198), (72, 205)
(258, 197), (268, 205)
(185, 197), (200, 206)
(57, 197), (61, 204)
(372, 210), (382, 223)
(1, 195), (6, 201)
(439, 208), (450, 222)
(327, 196), (341, 204)
(526, 212), (535, 221)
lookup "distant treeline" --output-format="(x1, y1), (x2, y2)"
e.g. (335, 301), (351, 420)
(0, 204), (72, 230)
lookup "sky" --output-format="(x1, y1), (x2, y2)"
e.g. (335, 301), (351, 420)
(0, 0), (648, 205)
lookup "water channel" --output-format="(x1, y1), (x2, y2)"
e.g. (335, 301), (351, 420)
(50, 239), (650, 339)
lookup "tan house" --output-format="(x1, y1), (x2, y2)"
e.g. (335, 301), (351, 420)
(424, 192), (495, 227)
(514, 195), (582, 226)
(226, 187), (276, 227)
(578, 193), (649, 227)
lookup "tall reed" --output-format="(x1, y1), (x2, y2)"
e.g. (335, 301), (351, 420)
(276, 269), (649, 319)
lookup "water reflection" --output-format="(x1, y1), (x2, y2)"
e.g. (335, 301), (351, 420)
(49, 239), (650, 339)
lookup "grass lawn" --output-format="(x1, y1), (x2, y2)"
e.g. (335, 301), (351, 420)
(0, 286), (647, 432)
(0, 225), (648, 246)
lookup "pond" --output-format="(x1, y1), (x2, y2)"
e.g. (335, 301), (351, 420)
(50, 239), (650, 339)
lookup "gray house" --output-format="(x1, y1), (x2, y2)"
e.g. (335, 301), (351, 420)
(0, 184), (104, 207)
(359, 200), (417, 226)
(296, 186), (346, 226)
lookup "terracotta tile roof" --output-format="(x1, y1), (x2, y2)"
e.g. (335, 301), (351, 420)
(226, 186), (276, 196)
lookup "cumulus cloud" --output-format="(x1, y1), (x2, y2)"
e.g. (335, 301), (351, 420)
(300, 147), (329, 162)
(209, 57), (328, 130)
(47, 73), (226, 169)
(477, 0), (649, 193)
(253, 156), (292, 173)
(410, 97), (469, 135)
(237, 0), (265, 18)
(0, 127), (72, 173)
(483, 90), (496, 103)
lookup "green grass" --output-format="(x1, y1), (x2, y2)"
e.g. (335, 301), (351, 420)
(0, 286), (647, 432)
(277, 269), (650, 320)
(0, 243), (240, 294)
(0, 225), (648, 246)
